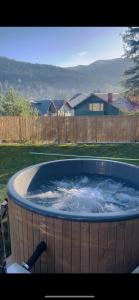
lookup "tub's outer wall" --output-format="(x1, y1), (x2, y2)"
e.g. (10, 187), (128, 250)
(8, 199), (139, 273)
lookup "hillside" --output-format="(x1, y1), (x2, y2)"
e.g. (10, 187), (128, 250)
(0, 56), (133, 100)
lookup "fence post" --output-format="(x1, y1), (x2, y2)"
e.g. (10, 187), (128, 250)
(19, 116), (22, 142)
(132, 115), (137, 142)
(96, 116), (98, 143)
(57, 114), (60, 144)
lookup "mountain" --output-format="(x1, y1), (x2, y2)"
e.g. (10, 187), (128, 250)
(0, 56), (133, 100)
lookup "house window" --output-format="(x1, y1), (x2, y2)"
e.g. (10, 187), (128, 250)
(89, 103), (104, 111)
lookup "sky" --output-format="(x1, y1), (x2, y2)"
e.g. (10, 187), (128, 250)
(0, 27), (128, 67)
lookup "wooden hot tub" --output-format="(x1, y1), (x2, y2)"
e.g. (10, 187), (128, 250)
(7, 159), (139, 273)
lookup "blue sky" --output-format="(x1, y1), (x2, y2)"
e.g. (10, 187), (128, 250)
(0, 27), (127, 67)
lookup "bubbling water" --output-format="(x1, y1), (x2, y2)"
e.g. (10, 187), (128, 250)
(26, 175), (139, 213)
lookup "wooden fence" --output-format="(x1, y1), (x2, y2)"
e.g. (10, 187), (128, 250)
(0, 115), (139, 143)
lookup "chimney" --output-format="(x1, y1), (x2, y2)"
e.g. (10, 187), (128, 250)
(108, 93), (113, 103)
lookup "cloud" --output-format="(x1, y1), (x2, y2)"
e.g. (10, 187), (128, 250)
(59, 51), (94, 67)
(78, 51), (88, 57)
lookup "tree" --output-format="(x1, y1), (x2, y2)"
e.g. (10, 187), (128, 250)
(122, 27), (139, 102)
(0, 87), (38, 116)
(0, 93), (4, 115)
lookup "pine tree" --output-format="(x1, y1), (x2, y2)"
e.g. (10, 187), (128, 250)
(122, 27), (139, 102)
(0, 87), (38, 116)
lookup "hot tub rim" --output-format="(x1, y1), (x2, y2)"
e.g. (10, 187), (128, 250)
(7, 158), (139, 222)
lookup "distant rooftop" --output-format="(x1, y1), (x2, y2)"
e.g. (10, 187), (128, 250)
(31, 99), (53, 115)
(67, 93), (88, 108)
(31, 99), (65, 114)
(53, 100), (65, 110)
(67, 92), (139, 112)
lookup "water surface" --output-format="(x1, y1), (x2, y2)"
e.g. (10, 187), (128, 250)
(26, 175), (139, 213)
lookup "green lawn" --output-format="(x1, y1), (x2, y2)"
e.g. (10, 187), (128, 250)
(0, 142), (139, 203)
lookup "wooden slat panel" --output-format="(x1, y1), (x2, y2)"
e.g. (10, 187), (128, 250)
(124, 220), (134, 272)
(50, 117), (58, 143)
(82, 117), (90, 142)
(57, 117), (66, 143)
(39, 215), (48, 273)
(11, 202), (18, 261)
(62, 220), (72, 273)
(65, 117), (74, 143)
(8, 201), (15, 258)
(26, 210), (34, 271)
(71, 221), (81, 273)
(131, 219), (139, 269)
(21, 207), (29, 263)
(73, 117), (77, 143)
(98, 223), (108, 273)
(33, 212), (40, 272)
(90, 223), (99, 272)
(41, 116), (51, 142)
(75, 117), (84, 143)
(13, 203), (20, 263)
(54, 219), (63, 273)
(106, 222), (117, 273)
(86, 117), (97, 142)
(20, 117), (27, 141)
(81, 222), (90, 273)
(135, 116), (139, 141)
(46, 217), (55, 273)
(115, 221), (125, 273)
(17, 205), (24, 263)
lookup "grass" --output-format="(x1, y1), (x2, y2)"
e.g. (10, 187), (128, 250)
(0, 142), (139, 203)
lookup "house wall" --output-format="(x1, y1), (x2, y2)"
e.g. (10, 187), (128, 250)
(58, 103), (74, 116)
(105, 102), (120, 115)
(74, 95), (120, 116)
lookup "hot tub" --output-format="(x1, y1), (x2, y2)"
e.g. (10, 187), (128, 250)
(7, 159), (139, 273)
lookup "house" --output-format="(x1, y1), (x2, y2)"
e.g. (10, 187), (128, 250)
(31, 99), (57, 116)
(52, 100), (65, 114)
(31, 99), (65, 116)
(59, 92), (139, 116)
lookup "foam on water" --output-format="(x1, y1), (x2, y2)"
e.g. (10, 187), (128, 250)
(26, 175), (139, 213)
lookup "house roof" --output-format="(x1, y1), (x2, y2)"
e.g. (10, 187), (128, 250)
(67, 92), (139, 112)
(52, 100), (65, 110)
(110, 98), (139, 112)
(93, 93), (120, 102)
(67, 93), (88, 108)
(31, 99), (55, 115)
